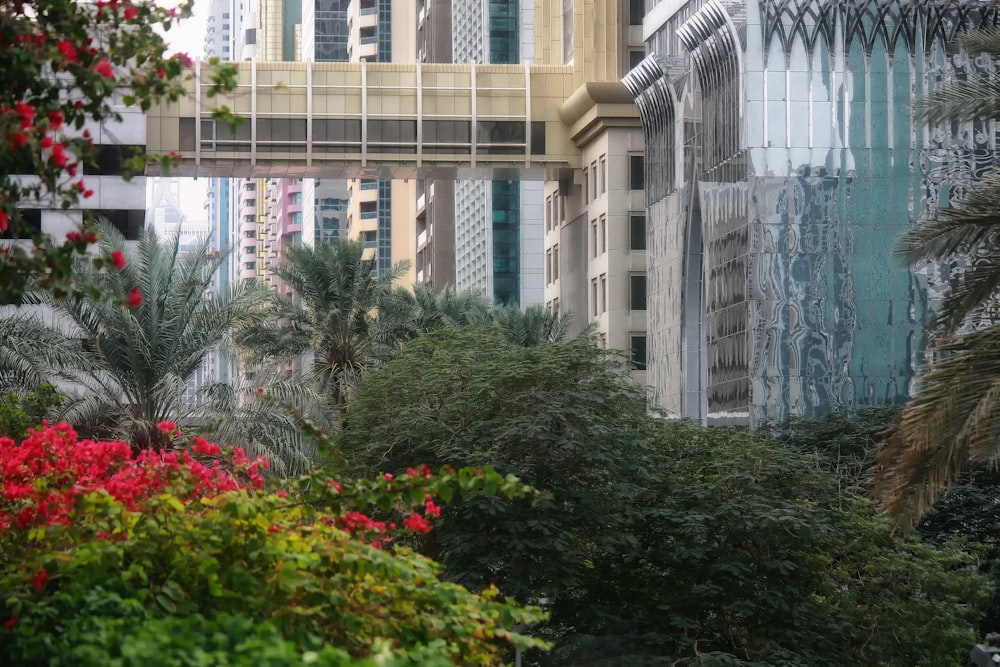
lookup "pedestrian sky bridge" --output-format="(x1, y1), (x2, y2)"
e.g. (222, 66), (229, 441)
(145, 61), (639, 181)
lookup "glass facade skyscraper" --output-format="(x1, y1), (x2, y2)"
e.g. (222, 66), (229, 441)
(452, 0), (542, 306)
(627, 0), (1000, 424)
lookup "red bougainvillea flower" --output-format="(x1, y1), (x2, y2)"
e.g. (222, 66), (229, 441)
(125, 286), (143, 308)
(31, 569), (47, 592)
(0, 423), (269, 536)
(14, 102), (34, 123)
(46, 110), (63, 130)
(123, 5), (138, 20)
(9, 132), (28, 151)
(156, 421), (177, 434)
(56, 40), (79, 64)
(94, 59), (114, 78)
(191, 436), (221, 457)
(40, 136), (53, 149)
(424, 499), (442, 518)
(403, 512), (432, 534)
(110, 250), (127, 270)
(0, 210), (7, 233)
(173, 52), (193, 69)
(49, 144), (68, 167)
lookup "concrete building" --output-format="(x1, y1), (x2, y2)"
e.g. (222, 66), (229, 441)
(134, 0), (1000, 424)
(413, 0), (455, 291)
(343, 0), (417, 285)
(412, 0), (544, 306)
(447, 0), (544, 306)
(540, 0), (648, 386)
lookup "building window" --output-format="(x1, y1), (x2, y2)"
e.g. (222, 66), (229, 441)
(545, 195), (552, 232)
(223, 12), (230, 18)
(630, 213), (646, 250)
(591, 219), (598, 258)
(552, 297), (560, 315)
(599, 155), (607, 194)
(599, 214), (606, 254)
(562, 0), (574, 64)
(590, 161), (597, 196)
(629, 0), (644, 25)
(630, 334), (647, 370)
(553, 244), (559, 280)
(582, 168), (589, 203)
(600, 273), (607, 313)
(591, 278), (599, 317)
(629, 273), (647, 311)
(546, 249), (552, 284)
(629, 154), (644, 191)
(629, 49), (645, 70)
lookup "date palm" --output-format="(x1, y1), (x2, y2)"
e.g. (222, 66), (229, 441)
(873, 28), (1000, 525)
(0, 224), (294, 457)
(387, 283), (574, 346)
(238, 239), (410, 406)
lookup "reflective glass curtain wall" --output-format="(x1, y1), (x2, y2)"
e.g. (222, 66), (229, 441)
(630, 0), (1000, 424)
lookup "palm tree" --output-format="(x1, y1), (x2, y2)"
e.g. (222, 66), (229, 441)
(0, 313), (85, 394)
(386, 283), (576, 347)
(386, 283), (493, 339)
(0, 223), (276, 451)
(492, 303), (574, 347)
(873, 28), (1000, 525)
(238, 239), (410, 406)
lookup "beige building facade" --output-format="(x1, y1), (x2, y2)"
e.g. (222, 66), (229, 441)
(147, 0), (652, 386)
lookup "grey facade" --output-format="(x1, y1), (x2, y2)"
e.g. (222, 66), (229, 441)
(627, 0), (1000, 423)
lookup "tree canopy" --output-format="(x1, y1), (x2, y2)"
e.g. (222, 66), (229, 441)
(342, 329), (988, 666)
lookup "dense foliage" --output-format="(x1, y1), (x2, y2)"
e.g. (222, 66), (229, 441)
(342, 330), (988, 665)
(0, 422), (546, 665)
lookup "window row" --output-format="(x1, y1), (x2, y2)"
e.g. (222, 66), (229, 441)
(584, 273), (645, 313)
(545, 244), (560, 284)
(582, 154), (608, 203)
(180, 118), (547, 155)
(544, 190), (565, 233)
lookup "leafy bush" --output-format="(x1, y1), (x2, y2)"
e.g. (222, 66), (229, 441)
(0, 423), (546, 665)
(0, 384), (64, 441)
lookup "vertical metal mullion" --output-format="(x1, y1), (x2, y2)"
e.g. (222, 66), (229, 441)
(307, 61), (313, 167)
(471, 62), (477, 168)
(361, 60), (368, 168)
(194, 60), (202, 168)
(250, 59), (257, 168)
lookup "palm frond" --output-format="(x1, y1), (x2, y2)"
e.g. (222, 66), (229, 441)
(197, 372), (335, 475)
(872, 325), (1000, 526)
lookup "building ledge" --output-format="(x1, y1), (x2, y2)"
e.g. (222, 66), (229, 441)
(558, 82), (641, 147)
